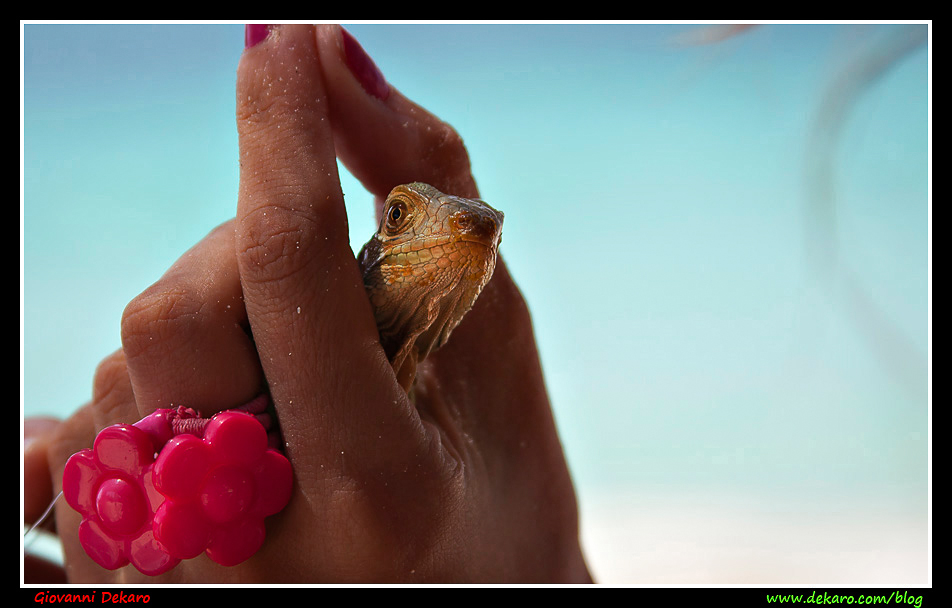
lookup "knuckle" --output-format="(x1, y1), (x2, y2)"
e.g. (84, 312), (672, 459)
(433, 121), (465, 152)
(90, 349), (138, 427)
(120, 283), (203, 361)
(236, 209), (314, 286)
(421, 122), (471, 178)
(48, 403), (97, 468)
(91, 350), (128, 404)
(236, 202), (347, 292)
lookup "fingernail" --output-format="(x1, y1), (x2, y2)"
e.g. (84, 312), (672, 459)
(341, 27), (390, 101)
(245, 24), (274, 49)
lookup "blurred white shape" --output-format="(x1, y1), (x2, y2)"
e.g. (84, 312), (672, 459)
(580, 489), (928, 585)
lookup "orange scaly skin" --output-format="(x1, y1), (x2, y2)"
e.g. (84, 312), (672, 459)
(357, 183), (504, 392)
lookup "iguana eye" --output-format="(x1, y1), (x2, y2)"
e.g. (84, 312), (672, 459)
(386, 202), (409, 230)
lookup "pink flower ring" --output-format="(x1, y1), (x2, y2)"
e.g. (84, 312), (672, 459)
(62, 423), (179, 576)
(152, 411), (293, 567)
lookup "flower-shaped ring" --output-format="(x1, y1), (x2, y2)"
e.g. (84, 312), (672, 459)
(152, 411), (293, 566)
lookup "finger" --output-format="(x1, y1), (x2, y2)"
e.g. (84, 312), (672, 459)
(33, 357), (136, 583)
(313, 24), (528, 349)
(121, 221), (264, 417)
(90, 349), (140, 428)
(46, 400), (182, 583)
(318, 27), (576, 528)
(24, 417), (61, 525)
(235, 25), (433, 480)
(48, 404), (116, 583)
(314, 25), (477, 201)
(48, 404), (97, 482)
(313, 25), (541, 430)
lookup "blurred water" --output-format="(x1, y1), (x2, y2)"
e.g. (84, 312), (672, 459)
(22, 23), (929, 583)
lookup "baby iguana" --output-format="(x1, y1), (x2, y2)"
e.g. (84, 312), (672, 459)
(357, 183), (504, 391)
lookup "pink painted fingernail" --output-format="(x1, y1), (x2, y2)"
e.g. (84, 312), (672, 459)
(245, 24), (274, 49)
(341, 27), (390, 101)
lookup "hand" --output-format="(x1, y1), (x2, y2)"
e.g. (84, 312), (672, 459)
(38, 24), (591, 583)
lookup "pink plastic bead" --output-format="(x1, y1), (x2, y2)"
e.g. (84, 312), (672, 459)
(62, 424), (179, 576)
(152, 411), (292, 567)
(62, 406), (292, 575)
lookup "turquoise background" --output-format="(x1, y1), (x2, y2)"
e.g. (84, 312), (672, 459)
(23, 23), (929, 583)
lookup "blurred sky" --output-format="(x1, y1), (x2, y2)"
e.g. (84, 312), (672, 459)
(22, 22), (930, 583)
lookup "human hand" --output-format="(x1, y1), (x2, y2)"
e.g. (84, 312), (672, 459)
(40, 24), (591, 583)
